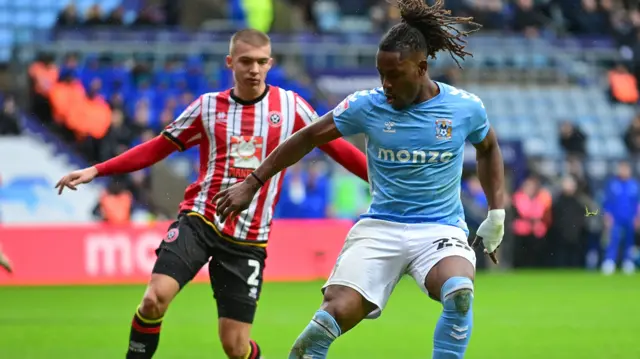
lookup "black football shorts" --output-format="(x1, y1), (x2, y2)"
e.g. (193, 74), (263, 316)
(152, 212), (267, 323)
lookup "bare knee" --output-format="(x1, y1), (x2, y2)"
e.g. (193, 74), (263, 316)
(320, 285), (375, 333)
(139, 274), (180, 319)
(218, 318), (251, 359)
(425, 256), (475, 301)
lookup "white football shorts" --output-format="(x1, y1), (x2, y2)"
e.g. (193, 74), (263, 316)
(323, 218), (476, 319)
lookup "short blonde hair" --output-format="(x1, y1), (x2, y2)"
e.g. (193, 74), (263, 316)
(229, 29), (271, 53)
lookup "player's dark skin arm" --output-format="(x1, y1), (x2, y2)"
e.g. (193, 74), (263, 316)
(472, 128), (505, 211)
(470, 128), (505, 261)
(212, 113), (342, 220)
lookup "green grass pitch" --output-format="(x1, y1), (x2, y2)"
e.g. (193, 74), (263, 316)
(1, 271), (639, 358)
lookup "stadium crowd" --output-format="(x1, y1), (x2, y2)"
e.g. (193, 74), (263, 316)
(17, 0), (639, 273)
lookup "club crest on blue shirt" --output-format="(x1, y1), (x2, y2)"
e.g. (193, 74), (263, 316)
(435, 119), (453, 140)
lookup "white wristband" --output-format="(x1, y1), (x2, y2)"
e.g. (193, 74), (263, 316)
(487, 209), (506, 223)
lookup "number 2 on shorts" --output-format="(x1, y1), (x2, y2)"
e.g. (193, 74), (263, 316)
(247, 259), (260, 286)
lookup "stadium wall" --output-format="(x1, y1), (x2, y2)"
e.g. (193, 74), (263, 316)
(0, 220), (353, 286)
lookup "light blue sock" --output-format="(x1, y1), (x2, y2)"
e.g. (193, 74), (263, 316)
(289, 310), (341, 359)
(433, 276), (474, 359)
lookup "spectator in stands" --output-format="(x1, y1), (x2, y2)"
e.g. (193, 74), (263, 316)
(608, 64), (639, 104)
(0, 95), (22, 136)
(559, 121), (586, 158)
(28, 52), (58, 125)
(105, 6), (125, 26)
(632, 29), (640, 91)
(569, 0), (612, 35)
(512, 175), (552, 268)
(303, 160), (331, 218)
(93, 177), (133, 225)
(132, 99), (152, 139)
(549, 176), (587, 268)
(49, 68), (85, 141)
(563, 156), (593, 196)
(55, 4), (81, 28)
(467, 0), (507, 31)
(74, 83), (112, 162)
(126, 169), (160, 216)
(84, 4), (105, 27)
(60, 53), (80, 76)
(511, 0), (547, 37)
(601, 161), (639, 275)
(624, 114), (640, 154)
(433, 66), (461, 85)
(132, 5), (163, 28)
(276, 159), (331, 219)
(101, 108), (133, 161)
(275, 164), (305, 218)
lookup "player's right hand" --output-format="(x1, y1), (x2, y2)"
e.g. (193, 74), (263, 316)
(55, 166), (99, 194)
(472, 209), (505, 265)
(211, 179), (261, 222)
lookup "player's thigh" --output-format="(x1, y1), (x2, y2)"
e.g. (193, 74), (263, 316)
(208, 237), (266, 324)
(152, 215), (211, 292)
(406, 224), (476, 301)
(324, 218), (407, 319)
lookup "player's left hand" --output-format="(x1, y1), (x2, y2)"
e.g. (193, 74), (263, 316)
(472, 209), (505, 265)
(211, 178), (261, 222)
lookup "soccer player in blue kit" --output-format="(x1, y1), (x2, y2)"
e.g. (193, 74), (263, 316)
(213, 0), (506, 357)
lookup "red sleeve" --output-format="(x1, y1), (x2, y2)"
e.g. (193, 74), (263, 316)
(161, 96), (204, 151)
(319, 139), (368, 182)
(293, 94), (368, 182)
(94, 136), (177, 176)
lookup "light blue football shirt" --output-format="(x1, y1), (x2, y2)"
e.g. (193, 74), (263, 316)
(332, 82), (490, 232)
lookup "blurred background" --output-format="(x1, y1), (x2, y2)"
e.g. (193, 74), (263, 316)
(1, 1), (640, 358)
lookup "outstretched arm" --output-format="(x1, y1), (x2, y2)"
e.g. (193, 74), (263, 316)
(56, 96), (203, 194)
(56, 136), (178, 194)
(95, 136), (177, 176)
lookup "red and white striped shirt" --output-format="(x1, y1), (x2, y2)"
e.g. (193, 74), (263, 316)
(162, 86), (320, 245)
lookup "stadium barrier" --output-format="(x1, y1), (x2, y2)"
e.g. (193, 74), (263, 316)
(0, 219), (353, 286)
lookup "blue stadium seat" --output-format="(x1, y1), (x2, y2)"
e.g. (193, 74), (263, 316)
(56, 0), (73, 10)
(14, 29), (34, 44)
(0, 29), (12, 45)
(586, 138), (605, 158)
(35, 11), (57, 29)
(586, 159), (608, 180)
(14, 0), (32, 8)
(33, 0), (57, 8)
(0, 9), (9, 26)
(607, 140), (627, 158)
(0, 47), (10, 62)
(101, 0), (121, 12)
(580, 122), (598, 137)
(523, 137), (547, 157)
(13, 11), (34, 27)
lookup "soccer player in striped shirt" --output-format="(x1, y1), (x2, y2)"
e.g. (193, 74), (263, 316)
(55, 29), (368, 359)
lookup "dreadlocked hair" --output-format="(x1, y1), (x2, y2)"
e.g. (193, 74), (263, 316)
(379, 0), (481, 67)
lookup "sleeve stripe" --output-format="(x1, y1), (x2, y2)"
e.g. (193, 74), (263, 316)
(161, 131), (185, 152)
(171, 97), (202, 136)
(295, 95), (316, 125)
